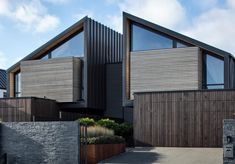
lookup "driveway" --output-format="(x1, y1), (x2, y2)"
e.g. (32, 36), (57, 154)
(100, 147), (222, 164)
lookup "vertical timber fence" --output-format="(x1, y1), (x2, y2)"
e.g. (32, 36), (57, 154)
(134, 89), (235, 147)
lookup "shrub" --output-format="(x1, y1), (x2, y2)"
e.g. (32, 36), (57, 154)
(115, 123), (133, 139)
(79, 117), (133, 141)
(78, 117), (95, 126)
(96, 118), (119, 131)
(82, 135), (125, 144)
(81, 126), (114, 138)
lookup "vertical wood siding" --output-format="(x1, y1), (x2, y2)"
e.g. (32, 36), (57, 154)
(134, 90), (235, 147)
(85, 18), (123, 109)
(0, 97), (59, 122)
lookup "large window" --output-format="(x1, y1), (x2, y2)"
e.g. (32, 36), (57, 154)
(15, 72), (21, 97)
(40, 30), (84, 60)
(205, 54), (224, 89)
(131, 24), (173, 51)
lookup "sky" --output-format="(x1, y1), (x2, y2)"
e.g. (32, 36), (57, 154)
(0, 0), (234, 69)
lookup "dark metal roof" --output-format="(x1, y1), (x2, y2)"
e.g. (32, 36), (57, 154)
(7, 16), (88, 72)
(123, 12), (233, 58)
(0, 69), (6, 89)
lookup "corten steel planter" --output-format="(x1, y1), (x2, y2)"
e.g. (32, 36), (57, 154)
(81, 143), (125, 164)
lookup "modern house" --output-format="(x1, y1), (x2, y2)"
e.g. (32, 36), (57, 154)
(0, 69), (6, 98)
(1, 12), (235, 147)
(121, 13), (235, 147)
(6, 17), (123, 120)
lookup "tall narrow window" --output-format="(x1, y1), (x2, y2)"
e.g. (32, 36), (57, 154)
(131, 24), (173, 51)
(15, 72), (21, 97)
(206, 54), (224, 89)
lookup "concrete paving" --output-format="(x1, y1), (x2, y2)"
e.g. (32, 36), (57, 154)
(100, 147), (222, 164)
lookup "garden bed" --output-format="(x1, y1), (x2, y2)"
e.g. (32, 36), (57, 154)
(80, 143), (125, 164)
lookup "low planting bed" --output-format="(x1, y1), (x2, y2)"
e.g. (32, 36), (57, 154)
(79, 118), (132, 164)
(80, 135), (125, 164)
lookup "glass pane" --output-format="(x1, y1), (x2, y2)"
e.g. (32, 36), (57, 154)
(176, 42), (188, 48)
(41, 54), (49, 60)
(15, 72), (21, 97)
(206, 54), (224, 86)
(131, 24), (173, 51)
(52, 31), (84, 58)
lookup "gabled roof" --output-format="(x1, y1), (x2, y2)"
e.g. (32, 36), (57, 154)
(0, 69), (6, 90)
(123, 12), (233, 58)
(7, 16), (88, 72)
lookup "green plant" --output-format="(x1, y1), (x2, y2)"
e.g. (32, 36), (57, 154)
(82, 135), (125, 144)
(81, 126), (114, 138)
(78, 117), (95, 126)
(115, 123), (133, 139)
(97, 119), (133, 139)
(96, 118), (119, 131)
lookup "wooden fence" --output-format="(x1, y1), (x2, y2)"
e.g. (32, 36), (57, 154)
(134, 90), (235, 147)
(0, 97), (59, 122)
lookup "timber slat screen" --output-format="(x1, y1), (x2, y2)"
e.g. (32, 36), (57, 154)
(0, 97), (59, 122)
(134, 90), (235, 147)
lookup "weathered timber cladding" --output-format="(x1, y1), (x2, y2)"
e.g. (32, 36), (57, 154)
(131, 47), (202, 98)
(0, 97), (59, 121)
(85, 19), (123, 109)
(21, 57), (81, 102)
(134, 90), (235, 147)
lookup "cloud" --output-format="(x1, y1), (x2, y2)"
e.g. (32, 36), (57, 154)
(120, 0), (185, 28)
(106, 0), (186, 32)
(74, 10), (94, 20)
(106, 15), (122, 33)
(0, 0), (60, 33)
(182, 0), (235, 54)
(36, 15), (60, 33)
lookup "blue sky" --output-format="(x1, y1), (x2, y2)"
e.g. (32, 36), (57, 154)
(0, 0), (234, 69)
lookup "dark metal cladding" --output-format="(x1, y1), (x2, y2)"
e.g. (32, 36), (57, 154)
(86, 18), (123, 110)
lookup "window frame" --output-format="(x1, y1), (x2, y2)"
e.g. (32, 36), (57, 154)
(130, 22), (191, 52)
(202, 52), (225, 89)
(39, 28), (84, 60)
(14, 72), (21, 97)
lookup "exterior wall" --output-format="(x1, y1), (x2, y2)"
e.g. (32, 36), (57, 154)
(0, 122), (79, 164)
(21, 57), (81, 102)
(130, 47), (202, 96)
(105, 63), (123, 119)
(85, 18), (123, 109)
(130, 47), (201, 98)
(0, 97), (59, 122)
(134, 90), (235, 147)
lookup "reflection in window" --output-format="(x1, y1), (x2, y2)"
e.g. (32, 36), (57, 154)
(15, 72), (21, 97)
(176, 42), (187, 48)
(41, 54), (49, 60)
(131, 24), (173, 51)
(206, 54), (224, 89)
(52, 31), (84, 58)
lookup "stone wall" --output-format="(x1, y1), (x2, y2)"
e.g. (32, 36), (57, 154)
(0, 122), (79, 164)
(223, 119), (235, 163)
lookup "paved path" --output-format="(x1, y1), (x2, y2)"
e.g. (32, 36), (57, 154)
(100, 147), (222, 164)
